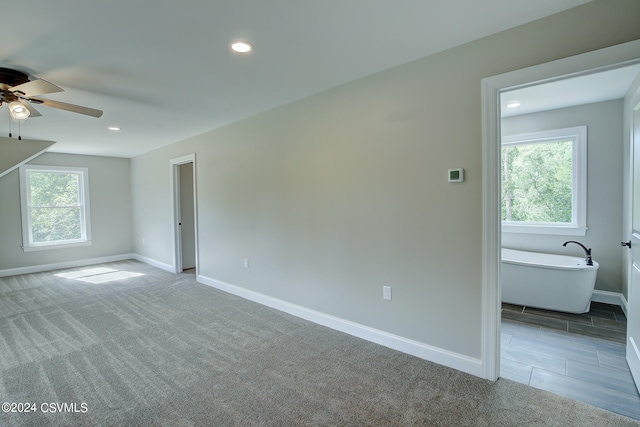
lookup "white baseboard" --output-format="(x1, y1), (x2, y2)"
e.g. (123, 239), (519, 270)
(592, 290), (628, 317)
(0, 253), (136, 277)
(197, 274), (483, 378)
(130, 254), (175, 273)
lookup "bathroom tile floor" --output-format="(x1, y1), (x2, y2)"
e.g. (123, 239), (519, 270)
(500, 302), (640, 420)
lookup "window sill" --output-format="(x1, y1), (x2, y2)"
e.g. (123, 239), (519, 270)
(22, 240), (92, 252)
(502, 224), (587, 236)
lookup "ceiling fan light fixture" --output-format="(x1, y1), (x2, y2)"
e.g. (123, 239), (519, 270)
(8, 101), (30, 121)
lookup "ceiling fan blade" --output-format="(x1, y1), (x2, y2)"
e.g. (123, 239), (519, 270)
(29, 97), (103, 118)
(11, 79), (64, 97)
(19, 100), (42, 117)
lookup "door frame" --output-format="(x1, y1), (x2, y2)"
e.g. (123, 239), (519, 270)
(170, 153), (199, 275)
(481, 40), (640, 381)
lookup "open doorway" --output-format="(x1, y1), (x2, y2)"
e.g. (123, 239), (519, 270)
(481, 40), (640, 416)
(171, 154), (198, 275)
(499, 68), (637, 416)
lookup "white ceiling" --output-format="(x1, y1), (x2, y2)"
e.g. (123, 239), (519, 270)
(1, 0), (592, 158)
(501, 63), (640, 117)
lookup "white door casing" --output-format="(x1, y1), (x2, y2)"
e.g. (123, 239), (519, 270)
(179, 162), (196, 269)
(170, 153), (199, 275)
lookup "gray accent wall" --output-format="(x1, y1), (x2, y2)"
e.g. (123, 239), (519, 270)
(128, 0), (640, 361)
(0, 152), (133, 270)
(502, 100), (624, 293)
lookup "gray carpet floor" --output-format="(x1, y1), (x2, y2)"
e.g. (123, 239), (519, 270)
(1, 259), (638, 426)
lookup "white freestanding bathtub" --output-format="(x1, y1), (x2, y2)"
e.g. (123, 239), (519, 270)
(501, 248), (599, 314)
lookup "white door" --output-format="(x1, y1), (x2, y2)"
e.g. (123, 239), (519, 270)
(627, 96), (640, 389)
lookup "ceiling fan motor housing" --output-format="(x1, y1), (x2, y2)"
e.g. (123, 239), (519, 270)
(0, 68), (29, 88)
(0, 68), (30, 106)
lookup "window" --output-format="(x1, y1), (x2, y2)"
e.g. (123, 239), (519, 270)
(501, 126), (587, 236)
(19, 165), (92, 251)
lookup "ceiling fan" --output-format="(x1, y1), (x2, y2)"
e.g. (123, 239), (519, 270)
(0, 67), (103, 121)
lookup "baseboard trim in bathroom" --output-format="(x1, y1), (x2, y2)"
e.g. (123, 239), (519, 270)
(592, 290), (627, 317)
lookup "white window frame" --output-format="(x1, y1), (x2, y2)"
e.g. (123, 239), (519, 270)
(501, 126), (587, 236)
(19, 165), (92, 251)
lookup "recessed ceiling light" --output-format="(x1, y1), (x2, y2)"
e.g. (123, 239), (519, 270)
(507, 101), (522, 108)
(108, 126), (121, 131)
(231, 41), (253, 53)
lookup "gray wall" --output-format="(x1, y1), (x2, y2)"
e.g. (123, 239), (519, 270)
(131, 1), (640, 360)
(502, 100), (624, 293)
(0, 152), (133, 270)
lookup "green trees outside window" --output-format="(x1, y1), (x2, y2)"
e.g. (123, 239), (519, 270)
(501, 139), (573, 224)
(19, 165), (91, 251)
(29, 171), (83, 243)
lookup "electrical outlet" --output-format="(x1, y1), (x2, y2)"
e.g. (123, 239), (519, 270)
(383, 286), (392, 301)
(244, 258), (249, 268)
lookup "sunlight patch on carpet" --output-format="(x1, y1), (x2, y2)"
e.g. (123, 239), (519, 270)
(55, 267), (144, 283)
